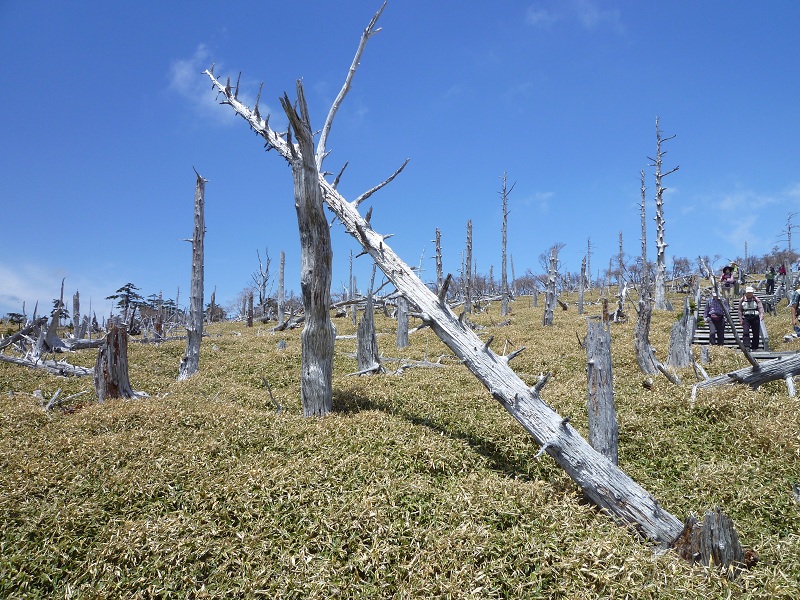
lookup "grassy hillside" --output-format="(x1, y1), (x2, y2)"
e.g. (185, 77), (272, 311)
(1, 291), (798, 598)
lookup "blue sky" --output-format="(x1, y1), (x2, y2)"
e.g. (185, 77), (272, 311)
(2, 1), (799, 318)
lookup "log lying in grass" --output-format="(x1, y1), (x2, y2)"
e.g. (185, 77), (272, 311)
(0, 353), (93, 377)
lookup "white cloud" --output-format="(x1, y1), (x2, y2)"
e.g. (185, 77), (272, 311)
(168, 45), (277, 126)
(0, 262), (113, 319)
(526, 1), (625, 34)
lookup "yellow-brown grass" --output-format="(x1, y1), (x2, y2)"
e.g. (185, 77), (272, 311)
(1, 291), (798, 598)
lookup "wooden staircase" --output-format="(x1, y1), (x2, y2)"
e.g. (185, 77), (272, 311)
(693, 291), (773, 350)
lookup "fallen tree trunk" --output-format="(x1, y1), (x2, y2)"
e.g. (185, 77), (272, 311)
(0, 353), (93, 377)
(694, 353), (800, 391)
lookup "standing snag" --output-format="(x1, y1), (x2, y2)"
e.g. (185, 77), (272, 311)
(95, 320), (139, 401)
(179, 169), (207, 381)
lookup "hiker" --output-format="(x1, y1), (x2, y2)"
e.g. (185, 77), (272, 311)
(738, 286), (764, 351)
(792, 285), (800, 338)
(720, 266), (735, 303)
(731, 262), (741, 296)
(765, 267), (775, 295)
(704, 290), (726, 345)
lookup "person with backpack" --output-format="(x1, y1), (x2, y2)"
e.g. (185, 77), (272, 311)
(704, 290), (726, 345)
(792, 285), (800, 337)
(738, 286), (765, 350)
(765, 267), (775, 295)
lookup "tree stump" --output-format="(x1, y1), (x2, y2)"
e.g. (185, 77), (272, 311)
(94, 321), (137, 401)
(586, 319), (619, 464)
(672, 508), (756, 577)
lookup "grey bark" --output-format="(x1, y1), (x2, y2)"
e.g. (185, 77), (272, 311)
(634, 298), (658, 375)
(95, 320), (137, 400)
(281, 83), (336, 417)
(667, 296), (694, 368)
(586, 319), (619, 465)
(247, 291), (254, 328)
(650, 117), (679, 310)
(578, 256), (586, 315)
(543, 248), (558, 326)
(465, 220), (473, 314)
(500, 172), (512, 317)
(434, 228), (443, 293)
(396, 295), (409, 349)
(179, 170), (207, 381)
(356, 268), (383, 374)
(640, 169), (649, 292)
(278, 250), (286, 325)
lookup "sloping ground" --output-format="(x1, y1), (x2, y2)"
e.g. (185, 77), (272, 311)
(1, 291), (799, 598)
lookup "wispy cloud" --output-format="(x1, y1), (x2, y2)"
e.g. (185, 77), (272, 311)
(0, 262), (113, 318)
(526, 1), (625, 34)
(168, 45), (277, 126)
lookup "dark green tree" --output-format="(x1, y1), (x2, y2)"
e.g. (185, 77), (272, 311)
(106, 283), (144, 319)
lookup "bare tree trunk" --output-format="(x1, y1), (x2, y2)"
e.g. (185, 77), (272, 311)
(510, 254), (516, 296)
(651, 117), (679, 310)
(434, 228), (443, 293)
(618, 231), (624, 292)
(667, 296), (694, 368)
(95, 320), (137, 400)
(500, 172), (513, 317)
(586, 319), (619, 465)
(578, 256), (586, 315)
(179, 170), (207, 381)
(634, 298), (658, 375)
(72, 291), (84, 340)
(356, 266), (383, 374)
(209, 287), (216, 323)
(640, 169), (649, 292)
(586, 238), (592, 290)
(673, 508), (750, 576)
(396, 295), (409, 348)
(280, 83), (336, 417)
(543, 248), (558, 326)
(247, 291), (254, 328)
(278, 250), (285, 325)
(465, 220), (473, 314)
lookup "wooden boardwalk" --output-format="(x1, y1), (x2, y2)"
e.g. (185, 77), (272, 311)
(692, 291), (774, 350)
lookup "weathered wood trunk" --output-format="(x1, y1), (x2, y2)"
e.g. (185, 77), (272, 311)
(281, 84), (336, 417)
(396, 295), (409, 348)
(543, 249), (557, 326)
(464, 220), (473, 314)
(634, 298), (658, 375)
(278, 250), (286, 325)
(672, 508), (750, 576)
(500, 172), (511, 317)
(434, 228), (443, 293)
(179, 171), (207, 381)
(72, 291), (84, 340)
(695, 353), (800, 391)
(651, 118), (678, 310)
(586, 319), (619, 464)
(94, 321), (136, 400)
(578, 256), (586, 315)
(247, 291), (254, 328)
(357, 292), (383, 374)
(667, 296), (694, 368)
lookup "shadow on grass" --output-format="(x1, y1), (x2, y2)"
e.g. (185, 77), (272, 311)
(333, 386), (554, 484)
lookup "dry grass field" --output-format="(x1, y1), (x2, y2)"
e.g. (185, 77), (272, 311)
(1, 290), (799, 598)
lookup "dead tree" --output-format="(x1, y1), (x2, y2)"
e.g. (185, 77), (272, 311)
(278, 250), (286, 325)
(396, 295), (409, 348)
(202, 5), (720, 548)
(578, 256), (586, 315)
(252, 247), (271, 314)
(95, 320), (138, 400)
(586, 319), (619, 465)
(178, 169), (207, 381)
(639, 169), (649, 291)
(279, 85), (337, 416)
(542, 248), (558, 326)
(666, 296), (694, 368)
(355, 265), (384, 375)
(650, 117), (679, 310)
(634, 297), (658, 376)
(617, 231), (624, 292)
(464, 220), (473, 314)
(586, 237), (592, 290)
(434, 228), (444, 293)
(247, 291), (254, 328)
(500, 172), (514, 317)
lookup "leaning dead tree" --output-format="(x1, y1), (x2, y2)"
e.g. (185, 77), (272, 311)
(178, 169), (207, 381)
(202, 3), (739, 552)
(649, 117), (679, 310)
(542, 247), (558, 326)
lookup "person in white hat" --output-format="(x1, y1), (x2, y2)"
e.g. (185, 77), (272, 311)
(738, 286), (764, 350)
